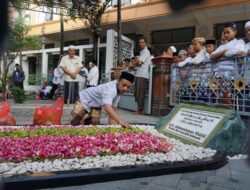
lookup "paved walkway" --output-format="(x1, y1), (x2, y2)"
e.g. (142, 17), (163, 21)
(5, 100), (250, 190)
(41, 159), (250, 190)
(8, 100), (159, 125)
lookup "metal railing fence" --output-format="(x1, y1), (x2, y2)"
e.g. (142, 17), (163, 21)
(170, 56), (250, 116)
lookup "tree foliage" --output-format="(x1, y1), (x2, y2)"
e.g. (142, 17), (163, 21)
(69, 0), (112, 60)
(9, 15), (41, 52)
(0, 1), (41, 97)
(30, 0), (112, 60)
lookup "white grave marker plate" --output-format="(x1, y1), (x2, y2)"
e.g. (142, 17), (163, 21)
(164, 108), (225, 144)
(157, 103), (232, 146)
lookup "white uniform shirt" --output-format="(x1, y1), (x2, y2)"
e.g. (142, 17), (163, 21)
(245, 42), (250, 55)
(135, 47), (151, 79)
(212, 39), (245, 58)
(205, 52), (211, 61)
(187, 49), (207, 65)
(224, 39), (245, 57)
(79, 80), (120, 112)
(211, 39), (245, 71)
(211, 39), (245, 79)
(177, 57), (192, 68)
(59, 55), (83, 82)
(177, 49), (207, 67)
(41, 86), (52, 96)
(87, 66), (99, 86)
(52, 67), (64, 86)
(77, 67), (89, 82)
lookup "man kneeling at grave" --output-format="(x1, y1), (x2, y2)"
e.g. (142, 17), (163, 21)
(70, 72), (134, 128)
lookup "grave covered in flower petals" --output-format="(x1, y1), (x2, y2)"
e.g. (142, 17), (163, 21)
(0, 125), (227, 190)
(0, 125), (172, 162)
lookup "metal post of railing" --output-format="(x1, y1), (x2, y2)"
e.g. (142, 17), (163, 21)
(146, 64), (154, 114)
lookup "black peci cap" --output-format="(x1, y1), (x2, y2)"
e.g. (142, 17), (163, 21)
(120, 72), (135, 83)
(173, 52), (178, 56)
(206, 39), (216, 45)
(224, 22), (237, 30)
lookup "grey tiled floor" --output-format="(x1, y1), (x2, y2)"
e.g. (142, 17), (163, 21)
(40, 160), (250, 190)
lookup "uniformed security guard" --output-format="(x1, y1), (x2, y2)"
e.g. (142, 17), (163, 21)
(70, 72), (135, 128)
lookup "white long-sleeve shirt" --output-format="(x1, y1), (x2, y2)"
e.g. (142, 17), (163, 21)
(52, 67), (64, 86)
(87, 66), (99, 86)
(245, 42), (250, 55)
(177, 49), (207, 68)
(77, 67), (89, 83)
(212, 39), (245, 58)
(187, 49), (207, 65)
(210, 39), (245, 79)
(177, 57), (192, 68)
(224, 39), (245, 57)
(135, 47), (151, 79)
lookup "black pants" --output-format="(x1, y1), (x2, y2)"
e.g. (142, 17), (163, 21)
(64, 81), (79, 104)
(134, 77), (147, 110)
(50, 83), (59, 99)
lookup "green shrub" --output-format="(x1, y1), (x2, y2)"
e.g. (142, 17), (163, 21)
(7, 72), (12, 82)
(11, 86), (25, 103)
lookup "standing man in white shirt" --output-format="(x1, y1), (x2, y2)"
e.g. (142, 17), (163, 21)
(87, 61), (99, 88)
(78, 61), (89, 92)
(133, 36), (152, 115)
(49, 64), (64, 99)
(49, 55), (64, 99)
(70, 72), (134, 128)
(59, 45), (83, 104)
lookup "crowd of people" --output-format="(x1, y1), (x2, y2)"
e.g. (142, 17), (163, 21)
(11, 21), (250, 127)
(171, 21), (250, 72)
(118, 21), (250, 112)
(34, 45), (99, 102)
(166, 21), (250, 105)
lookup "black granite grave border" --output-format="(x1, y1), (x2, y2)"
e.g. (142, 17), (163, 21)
(0, 152), (227, 190)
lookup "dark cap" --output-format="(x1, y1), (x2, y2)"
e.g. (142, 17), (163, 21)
(224, 22), (237, 30)
(173, 52), (178, 57)
(206, 39), (216, 45)
(120, 72), (135, 83)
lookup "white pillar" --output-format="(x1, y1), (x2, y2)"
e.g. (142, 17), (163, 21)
(97, 37), (100, 68)
(79, 48), (83, 62)
(105, 30), (115, 75)
(42, 44), (48, 78)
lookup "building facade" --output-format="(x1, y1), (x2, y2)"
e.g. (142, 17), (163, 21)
(20, 0), (250, 90)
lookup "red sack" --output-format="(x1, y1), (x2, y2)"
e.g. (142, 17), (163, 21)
(33, 97), (64, 125)
(0, 102), (16, 126)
